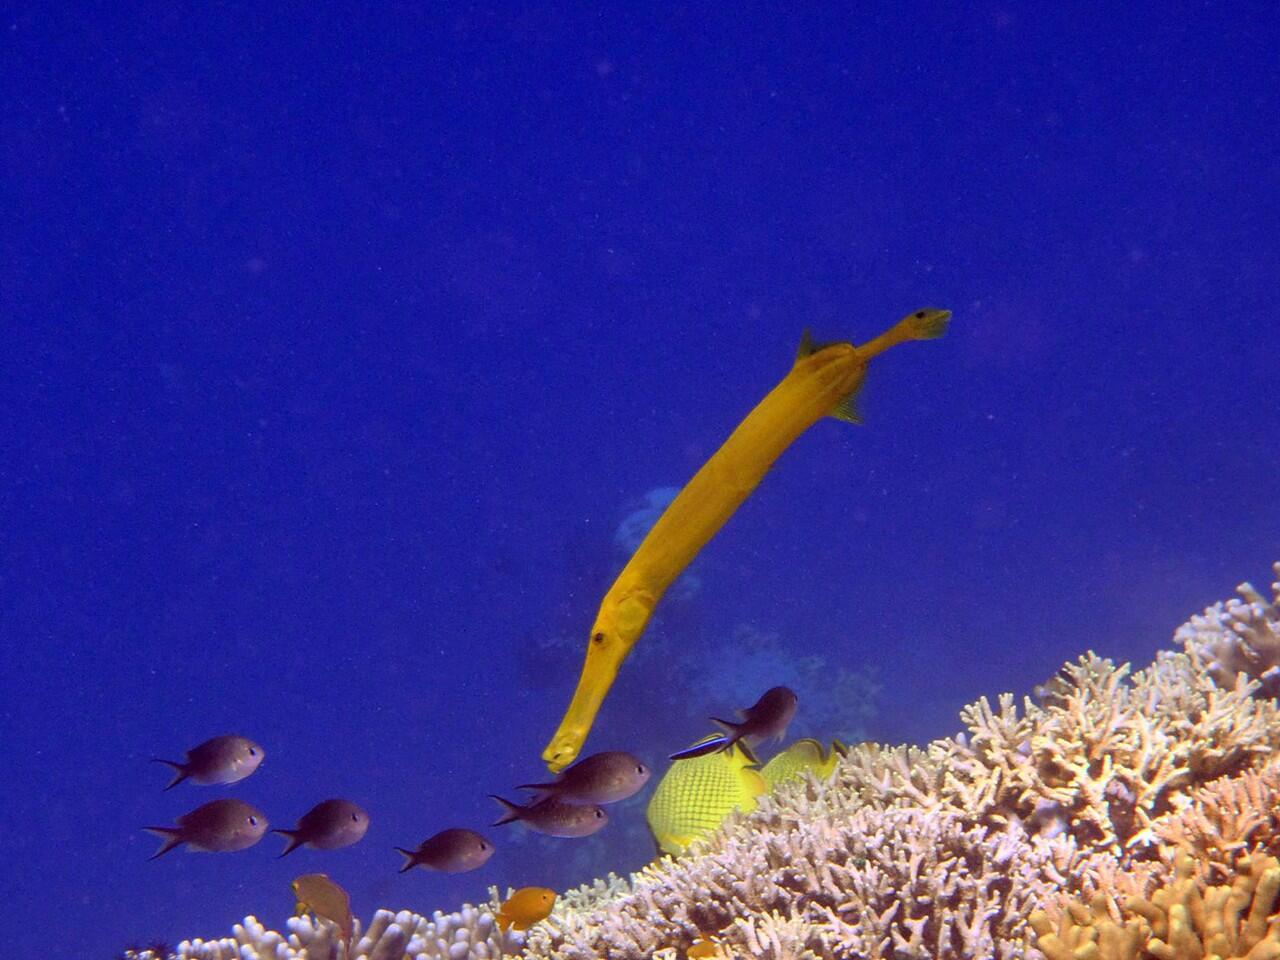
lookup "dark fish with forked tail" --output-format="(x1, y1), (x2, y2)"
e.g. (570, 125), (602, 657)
(274, 799), (370, 856)
(517, 751), (651, 805)
(395, 828), (494, 873)
(152, 734), (264, 789)
(145, 798), (269, 859)
(669, 686), (799, 763)
(491, 795), (608, 837)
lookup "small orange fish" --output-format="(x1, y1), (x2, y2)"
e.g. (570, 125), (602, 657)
(292, 873), (353, 956)
(687, 938), (720, 958)
(495, 886), (557, 932)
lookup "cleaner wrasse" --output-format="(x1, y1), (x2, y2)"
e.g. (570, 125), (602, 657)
(541, 307), (951, 772)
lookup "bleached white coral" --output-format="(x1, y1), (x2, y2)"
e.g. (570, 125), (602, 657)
(171, 563), (1280, 960)
(1176, 562), (1280, 697)
(175, 904), (521, 960)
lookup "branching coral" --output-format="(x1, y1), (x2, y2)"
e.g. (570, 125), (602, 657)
(1030, 852), (1280, 960)
(170, 564), (1280, 960)
(1177, 563), (1280, 699)
(175, 905), (520, 960)
(1147, 759), (1280, 881)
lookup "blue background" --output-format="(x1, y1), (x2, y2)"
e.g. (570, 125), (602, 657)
(3, 4), (1278, 957)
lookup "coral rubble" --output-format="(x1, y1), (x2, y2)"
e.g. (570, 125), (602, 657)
(174, 566), (1280, 960)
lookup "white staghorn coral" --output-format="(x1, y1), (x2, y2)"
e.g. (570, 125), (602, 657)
(174, 904), (521, 960)
(168, 563), (1280, 960)
(1176, 562), (1280, 698)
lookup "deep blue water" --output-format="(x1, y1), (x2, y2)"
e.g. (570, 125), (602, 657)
(3, 5), (1278, 957)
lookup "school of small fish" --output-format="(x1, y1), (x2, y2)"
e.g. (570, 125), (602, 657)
(139, 312), (948, 952)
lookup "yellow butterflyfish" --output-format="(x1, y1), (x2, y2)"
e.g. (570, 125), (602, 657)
(646, 736), (768, 857)
(758, 738), (845, 790)
(543, 307), (951, 771)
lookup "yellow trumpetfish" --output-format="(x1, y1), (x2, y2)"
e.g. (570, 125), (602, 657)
(542, 307), (951, 771)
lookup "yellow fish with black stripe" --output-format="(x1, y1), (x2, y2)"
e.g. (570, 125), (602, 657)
(645, 736), (767, 857)
(758, 738), (846, 790)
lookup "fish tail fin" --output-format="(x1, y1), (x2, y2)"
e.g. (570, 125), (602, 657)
(490, 795), (522, 826)
(272, 829), (303, 857)
(515, 781), (554, 803)
(152, 758), (189, 791)
(394, 847), (418, 873)
(144, 827), (184, 860)
(668, 734), (732, 761)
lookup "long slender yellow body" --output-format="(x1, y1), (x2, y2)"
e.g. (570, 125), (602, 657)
(542, 308), (950, 771)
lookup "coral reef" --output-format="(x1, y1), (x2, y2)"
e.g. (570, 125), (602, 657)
(173, 566), (1280, 960)
(1177, 562), (1280, 699)
(174, 905), (521, 960)
(1030, 852), (1280, 960)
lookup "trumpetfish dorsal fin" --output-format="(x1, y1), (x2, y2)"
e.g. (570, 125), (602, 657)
(795, 328), (844, 361)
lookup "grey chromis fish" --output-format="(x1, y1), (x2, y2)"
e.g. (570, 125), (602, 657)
(669, 686), (799, 763)
(491, 795), (609, 838)
(517, 750), (651, 805)
(395, 828), (494, 873)
(152, 734), (264, 789)
(145, 798), (269, 859)
(274, 799), (370, 856)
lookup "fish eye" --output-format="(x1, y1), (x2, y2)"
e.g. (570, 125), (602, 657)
(594, 810), (604, 818)
(248, 816), (259, 825)
(914, 310), (926, 319)
(592, 632), (606, 645)
(249, 748), (258, 756)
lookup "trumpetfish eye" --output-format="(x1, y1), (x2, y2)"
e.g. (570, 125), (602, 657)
(592, 632), (606, 645)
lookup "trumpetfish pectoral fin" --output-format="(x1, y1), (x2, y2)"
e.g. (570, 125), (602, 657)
(797, 330), (867, 424)
(828, 390), (864, 424)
